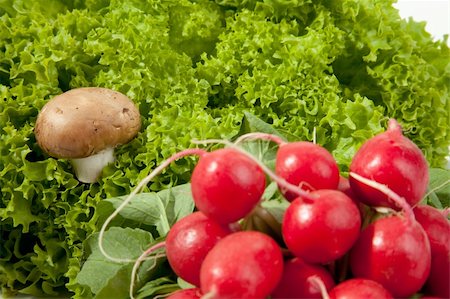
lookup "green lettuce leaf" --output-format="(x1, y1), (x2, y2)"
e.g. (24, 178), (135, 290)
(0, 0), (448, 297)
(424, 168), (450, 208)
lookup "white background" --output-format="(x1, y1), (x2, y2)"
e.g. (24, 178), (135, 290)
(394, 0), (450, 44)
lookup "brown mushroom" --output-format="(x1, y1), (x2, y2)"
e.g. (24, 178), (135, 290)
(35, 87), (141, 183)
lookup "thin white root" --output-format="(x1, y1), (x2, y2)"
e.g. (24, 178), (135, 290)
(98, 148), (206, 264)
(423, 178), (450, 200)
(192, 139), (314, 201)
(130, 242), (167, 299)
(200, 287), (217, 299)
(154, 293), (172, 299)
(234, 132), (285, 146)
(312, 127), (317, 144)
(349, 172), (415, 222)
(307, 276), (330, 299)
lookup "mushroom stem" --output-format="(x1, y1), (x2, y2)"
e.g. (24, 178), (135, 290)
(71, 147), (115, 183)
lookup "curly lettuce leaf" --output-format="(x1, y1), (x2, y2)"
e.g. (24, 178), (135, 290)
(0, 0), (448, 297)
(326, 0), (450, 167)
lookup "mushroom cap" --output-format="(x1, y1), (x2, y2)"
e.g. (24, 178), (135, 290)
(35, 87), (141, 159)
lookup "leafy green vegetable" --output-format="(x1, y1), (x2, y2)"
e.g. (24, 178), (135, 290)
(234, 113), (285, 170)
(135, 277), (179, 299)
(0, 0), (448, 297)
(176, 277), (196, 290)
(424, 168), (450, 208)
(236, 112), (285, 139)
(96, 184), (195, 237)
(77, 183), (194, 299)
(75, 227), (168, 299)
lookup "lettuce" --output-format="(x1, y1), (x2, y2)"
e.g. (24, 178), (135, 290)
(0, 0), (448, 297)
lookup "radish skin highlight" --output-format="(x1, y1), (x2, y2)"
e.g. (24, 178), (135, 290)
(282, 189), (361, 264)
(165, 212), (231, 286)
(232, 132), (339, 201)
(349, 119), (429, 209)
(348, 172), (431, 297)
(200, 231), (283, 299)
(349, 215), (431, 297)
(192, 138), (316, 202)
(276, 141), (340, 201)
(191, 148), (267, 224)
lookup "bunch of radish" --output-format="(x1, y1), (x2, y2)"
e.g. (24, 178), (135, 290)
(101, 119), (449, 299)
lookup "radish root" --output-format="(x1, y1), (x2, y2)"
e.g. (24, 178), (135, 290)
(307, 275), (330, 299)
(234, 132), (286, 146)
(423, 178), (450, 200)
(349, 172), (415, 222)
(98, 148), (206, 263)
(200, 287), (217, 299)
(130, 242), (167, 299)
(312, 127), (317, 144)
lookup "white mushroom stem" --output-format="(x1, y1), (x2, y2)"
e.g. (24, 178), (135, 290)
(71, 147), (115, 183)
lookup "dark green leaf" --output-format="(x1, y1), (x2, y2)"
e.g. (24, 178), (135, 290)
(236, 112), (285, 138)
(238, 140), (278, 170)
(233, 112), (286, 169)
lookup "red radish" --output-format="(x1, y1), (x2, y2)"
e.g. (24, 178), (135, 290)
(338, 175), (368, 217)
(165, 212), (231, 287)
(95, 148), (210, 299)
(348, 172), (432, 297)
(200, 231), (283, 299)
(192, 137), (315, 204)
(338, 176), (358, 201)
(271, 258), (335, 298)
(166, 288), (202, 299)
(99, 148), (208, 264)
(414, 205), (450, 298)
(276, 141), (340, 201)
(191, 148), (266, 224)
(328, 278), (393, 299)
(282, 189), (361, 264)
(349, 215), (431, 297)
(349, 119), (429, 209)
